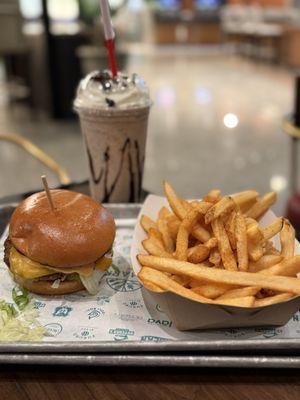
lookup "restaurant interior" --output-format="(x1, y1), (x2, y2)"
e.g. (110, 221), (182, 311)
(1, 0), (300, 218)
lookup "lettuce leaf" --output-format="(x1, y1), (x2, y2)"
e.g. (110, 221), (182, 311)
(0, 288), (45, 341)
(12, 287), (29, 311)
(79, 269), (106, 295)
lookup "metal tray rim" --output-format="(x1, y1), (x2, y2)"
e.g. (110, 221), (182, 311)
(1, 353), (300, 368)
(0, 338), (300, 354)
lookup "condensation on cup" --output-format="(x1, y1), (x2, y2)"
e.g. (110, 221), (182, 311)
(74, 70), (151, 203)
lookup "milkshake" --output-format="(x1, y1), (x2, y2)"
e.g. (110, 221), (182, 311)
(74, 70), (151, 203)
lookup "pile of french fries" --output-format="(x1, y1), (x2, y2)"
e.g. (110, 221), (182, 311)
(137, 181), (300, 308)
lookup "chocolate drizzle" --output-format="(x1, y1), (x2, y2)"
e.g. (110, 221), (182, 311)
(86, 145), (104, 184)
(86, 137), (143, 202)
(134, 140), (142, 200)
(128, 148), (135, 202)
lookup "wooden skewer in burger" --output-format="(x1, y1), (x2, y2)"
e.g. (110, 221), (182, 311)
(3, 176), (115, 295)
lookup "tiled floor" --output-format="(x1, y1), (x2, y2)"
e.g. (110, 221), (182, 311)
(0, 48), (295, 215)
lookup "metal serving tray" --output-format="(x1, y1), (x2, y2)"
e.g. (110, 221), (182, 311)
(1, 203), (300, 368)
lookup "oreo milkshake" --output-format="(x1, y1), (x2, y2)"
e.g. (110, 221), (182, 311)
(74, 70), (151, 203)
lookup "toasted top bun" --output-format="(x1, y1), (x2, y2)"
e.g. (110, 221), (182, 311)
(9, 190), (115, 268)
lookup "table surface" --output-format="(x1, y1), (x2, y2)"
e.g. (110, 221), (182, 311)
(1, 365), (300, 400)
(0, 180), (91, 205)
(1, 185), (300, 399)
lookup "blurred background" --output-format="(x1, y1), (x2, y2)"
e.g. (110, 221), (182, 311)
(0, 0), (300, 215)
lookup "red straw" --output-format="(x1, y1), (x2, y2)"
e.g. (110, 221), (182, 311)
(105, 39), (117, 78)
(99, 0), (118, 78)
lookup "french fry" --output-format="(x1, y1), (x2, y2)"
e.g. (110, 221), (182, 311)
(262, 218), (283, 240)
(181, 199), (212, 215)
(176, 210), (199, 261)
(139, 267), (254, 307)
(247, 222), (264, 243)
(138, 267), (211, 303)
(142, 239), (173, 258)
(215, 296), (255, 308)
(248, 255), (283, 272)
(166, 214), (179, 223)
(140, 215), (156, 233)
(191, 284), (230, 299)
(141, 279), (165, 293)
(280, 219), (295, 258)
(209, 248), (221, 267)
(191, 224), (211, 243)
(205, 237), (218, 249)
(245, 217), (257, 227)
(167, 217), (181, 240)
(204, 189), (221, 204)
(187, 244), (210, 263)
(232, 190), (259, 213)
(181, 200), (211, 243)
(158, 206), (172, 220)
(225, 211), (237, 250)
(264, 241), (280, 256)
(217, 286), (260, 300)
(248, 241), (264, 262)
(205, 196), (236, 224)
(171, 274), (190, 286)
(187, 238), (217, 264)
(211, 218), (238, 271)
(241, 200), (258, 214)
(148, 228), (164, 246)
(157, 218), (175, 253)
(181, 199), (193, 213)
(235, 212), (248, 271)
(137, 255), (300, 295)
(261, 255), (300, 276)
(164, 181), (187, 220)
(164, 181), (210, 242)
(189, 278), (204, 288)
(246, 192), (277, 220)
(254, 293), (293, 307)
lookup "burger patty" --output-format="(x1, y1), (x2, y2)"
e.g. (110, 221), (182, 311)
(36, 273), (66, 282)
(3, 237), (12, 268)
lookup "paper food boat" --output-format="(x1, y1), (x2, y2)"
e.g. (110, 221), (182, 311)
(131, 195), (300, 331)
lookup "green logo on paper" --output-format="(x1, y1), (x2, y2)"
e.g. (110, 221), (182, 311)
(224, 329), (248, 338)
(87, 307), (105, 319)
(106, 269), (142, 292)
(140, 335), (168, 342)
(96, 295), (111, 305)
(109, 328), (134, 341)
(33, 300), (46, 309)
(255, 328), (282, 339)
(73, 327), (96, 340)
(113, 313), (143, 322)
(44, 323), (63, 337)
(53, 305), (72, 317)
(123, 299), (143, 309)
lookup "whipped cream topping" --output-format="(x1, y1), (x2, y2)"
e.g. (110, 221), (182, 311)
(74, 70), (151, 110)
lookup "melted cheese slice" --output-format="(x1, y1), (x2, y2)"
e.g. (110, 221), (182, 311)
(9, 247), (112, 280)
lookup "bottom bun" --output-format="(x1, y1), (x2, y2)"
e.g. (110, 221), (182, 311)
(14, 275), (85, 295)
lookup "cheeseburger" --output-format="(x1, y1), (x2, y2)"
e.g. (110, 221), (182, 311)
(3, 190), (115, 295)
